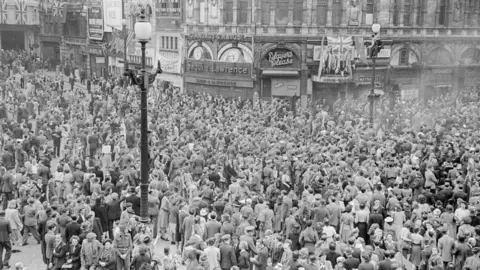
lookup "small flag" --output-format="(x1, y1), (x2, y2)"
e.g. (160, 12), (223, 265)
(354, 36), (368, 65)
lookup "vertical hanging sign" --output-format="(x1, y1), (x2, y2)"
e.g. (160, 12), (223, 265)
(88, 0), (104, 40)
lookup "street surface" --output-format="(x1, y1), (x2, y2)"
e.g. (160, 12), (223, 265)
(11, 237), (181, 269)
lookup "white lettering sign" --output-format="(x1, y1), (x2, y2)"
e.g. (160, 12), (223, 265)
(268, 51), (294, 67)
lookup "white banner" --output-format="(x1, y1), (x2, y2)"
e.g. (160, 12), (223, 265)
(103, 0), (122, 32)
(156, 51), (181, 73)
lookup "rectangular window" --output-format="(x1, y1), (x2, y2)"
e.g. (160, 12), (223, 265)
(162, 37), (165, 49)
(416, 0), (425, 25)
(170, 37), (174, 49)
(439, 0), (447, 26)
(224, 0), (234, 23)
(365, 0), (374, 24)
(399, 49), (409, 65)
(238, 0), (248, 24)
(393, 0), (399, 25)
(403, 0), (411, 26)
(293, 0), (303, 25)
(317, 0), (327, 26)
(199, 0), (206, 23)
(332, 0), (342, 26)
(175, 37), (178, 50)
(467, 0), (474, 25)
(275, 0), (289, 25)
(262, 0), (271, 24)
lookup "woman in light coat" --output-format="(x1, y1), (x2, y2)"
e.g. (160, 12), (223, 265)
(5, 200), (22, 251)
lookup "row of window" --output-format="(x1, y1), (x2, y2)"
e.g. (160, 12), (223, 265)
(191, 0), (480, 27)
(160, 36), (179, 50)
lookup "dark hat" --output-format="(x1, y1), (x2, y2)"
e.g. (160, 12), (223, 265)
(102, 239), (113, 245)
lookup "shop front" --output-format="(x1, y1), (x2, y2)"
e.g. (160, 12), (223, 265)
(184, 59), (253, 98)
(390, 68), (420, 100)
(63, 36), (87, 69)
(260, 47), (301, 98)
(424, 67), (455, 100)
(39, 34), (61, 70)
(87, 44), (106, 78)
(353, 68), (387, 99)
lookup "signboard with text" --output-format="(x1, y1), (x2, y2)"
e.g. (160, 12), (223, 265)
(262, 49), (299, 69)
(88, 0), (104, 40)
(185, 59), (251, 77)
(159, 0), (181, 15)
(185, 77), (253, 88)
(103, 0), (122, 32)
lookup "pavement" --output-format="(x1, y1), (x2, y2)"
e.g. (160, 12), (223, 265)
(9, 158), (186, 270)
(11, 237), (181, 270)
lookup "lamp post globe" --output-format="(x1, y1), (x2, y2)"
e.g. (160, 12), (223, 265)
(134, 12), (152, 42)
(372, 22), (381, 34)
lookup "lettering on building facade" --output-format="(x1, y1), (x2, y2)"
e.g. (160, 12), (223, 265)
(186, 60), (251, 75)
(268, 51), (294, 67)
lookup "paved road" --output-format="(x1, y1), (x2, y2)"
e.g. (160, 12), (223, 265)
(11, 237), (181, 270)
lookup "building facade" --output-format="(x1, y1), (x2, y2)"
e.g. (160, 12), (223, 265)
(155, 0), (184, 91)
(0, 0), (40, 54)
(184, 0), (480, 105)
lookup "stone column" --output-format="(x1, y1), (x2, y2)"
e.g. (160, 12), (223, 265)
(341, 0), (348, 26)
(327, 0), (333, 26)
(233, 0), (238, 25)
(399, 0), (404, 26)
(412, 0), (419, 26)
(288, 0), (294, 26)
(247, 0), (252, 24)
(271, 0), (276, 25)
(303, 0), (310, 26)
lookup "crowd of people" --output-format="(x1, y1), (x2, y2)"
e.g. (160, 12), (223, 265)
(0, 49), (479, 270)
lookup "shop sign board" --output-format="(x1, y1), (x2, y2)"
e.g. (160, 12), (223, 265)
(88, 0), (104, 40)
(185, 77), (253, 88)
(186, 60), (251, 77)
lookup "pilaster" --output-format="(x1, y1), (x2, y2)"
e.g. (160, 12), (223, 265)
(288, 0), (294, 26)
(327, 0), (333, 26)
(233, 0), (238, 25)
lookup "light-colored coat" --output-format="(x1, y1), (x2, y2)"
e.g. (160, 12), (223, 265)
(438, 234), (455, 262)
(5, 208), (22, 230)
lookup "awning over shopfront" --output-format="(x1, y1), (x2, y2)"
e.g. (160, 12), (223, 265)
(261, 69), (299, 77)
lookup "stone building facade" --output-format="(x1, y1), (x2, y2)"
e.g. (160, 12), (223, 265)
(183, 0), (480, 105)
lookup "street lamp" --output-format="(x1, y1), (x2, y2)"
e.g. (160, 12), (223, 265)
(134, 9), (152, 224)
(369, 21), (383, 127)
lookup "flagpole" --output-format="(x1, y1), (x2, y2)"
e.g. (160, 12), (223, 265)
(122, 0), (128, 84)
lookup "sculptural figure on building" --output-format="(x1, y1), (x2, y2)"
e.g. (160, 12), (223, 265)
(187, 0), (194, 19)
(347, 0), (361, 26)
(210, 0), (219, 19)
(453, 0), (464, 23)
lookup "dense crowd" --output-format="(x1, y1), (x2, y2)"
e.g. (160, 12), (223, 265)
(0, 49), (480, 270)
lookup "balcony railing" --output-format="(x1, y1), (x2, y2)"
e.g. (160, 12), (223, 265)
(185, 24), (480, 37)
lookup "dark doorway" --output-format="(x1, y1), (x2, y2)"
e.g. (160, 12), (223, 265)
(1, 31), (25, 51)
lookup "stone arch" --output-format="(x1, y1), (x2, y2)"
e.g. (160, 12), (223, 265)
(218, 42), (253, 63)
(426, 47), (454, 65)
(187, 41), (214, 60)
(390, 44), (420, 66)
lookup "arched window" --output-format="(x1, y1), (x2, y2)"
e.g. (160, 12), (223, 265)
(316, 0), (327, 26)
